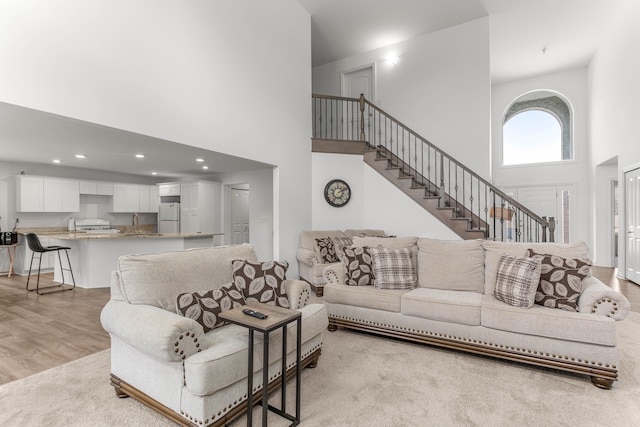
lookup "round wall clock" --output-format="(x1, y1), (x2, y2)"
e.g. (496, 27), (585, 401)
(324, 179), (351, 207)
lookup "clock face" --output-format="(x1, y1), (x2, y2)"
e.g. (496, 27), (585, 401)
(324, 179), (351, 207)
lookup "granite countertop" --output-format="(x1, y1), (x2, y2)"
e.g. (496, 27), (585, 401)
(16, 227), (222, 240)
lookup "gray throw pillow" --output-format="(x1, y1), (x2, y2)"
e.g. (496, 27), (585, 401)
(494, 253), (542, 308)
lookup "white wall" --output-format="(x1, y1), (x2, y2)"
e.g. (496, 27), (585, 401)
(311, 153), (459, 239)
(491, 68), (590, 246)
(313, 18), (491, 178)
(588, 0), (640, 276)
(0, 0), (312, 275)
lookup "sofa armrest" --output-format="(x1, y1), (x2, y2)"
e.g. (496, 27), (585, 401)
(285, 279), (311, 310)
(323, 262), (346, 285)
(296, 247), (322, 267)
(100, 300), (205, 362)
(578, 276), (631, 320)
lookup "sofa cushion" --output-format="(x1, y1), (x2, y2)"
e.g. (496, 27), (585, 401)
(527, 249), (593, 312)
(324, 283), (409, 312)
(417, 238), (484, 292)
(344, 229), (387, 238)
(184, 303), (328, 396)
(482, 240), (590, 295)
(368, 247), (417, 289)
(401, 288), (482, 326)
(117, 244), (257, 312)
(331, 236), (353, 262)
(494, 254), (542, 308)
(481, 294), (616, 346)
(232, 260), (290, 308)
(299, 230), (345, 251)
(314, 237), (339, 263)
(176, 282), (246, 332)
(352, 236), (418, 249)
(341, 246), (375, 286)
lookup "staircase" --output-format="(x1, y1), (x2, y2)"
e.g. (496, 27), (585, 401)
(312, 94), (555, 242)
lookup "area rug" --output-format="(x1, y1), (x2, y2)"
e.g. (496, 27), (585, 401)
(2, 312), (640, 426)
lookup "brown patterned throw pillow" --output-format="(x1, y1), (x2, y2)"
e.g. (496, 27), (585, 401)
(331, 236), (353, 262)
(176, 282), (246, 332)
(341, 246), (375, 286)
(526, 249), (592, 312)
(368, 247), (417, 289)
(314, 237), (338, 263)
(232, 260), (290, 308)
(494, 253), (542, 308)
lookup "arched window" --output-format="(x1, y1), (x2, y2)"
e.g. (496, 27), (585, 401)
(502, 91), (571, 166)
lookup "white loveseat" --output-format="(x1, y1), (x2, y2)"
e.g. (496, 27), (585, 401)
(323, 237), (630, 389)
(296, 229), (386, 296)
(101, 244), (328, 426)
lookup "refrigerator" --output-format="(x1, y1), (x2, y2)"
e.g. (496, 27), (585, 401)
(158, 202), (180, 233)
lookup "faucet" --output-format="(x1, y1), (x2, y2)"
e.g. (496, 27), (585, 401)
(132, 212), (139, 234)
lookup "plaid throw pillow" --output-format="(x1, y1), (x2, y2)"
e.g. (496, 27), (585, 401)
(176, 282), (246, 332)
(331, 236), (353, 262)
(368, 247), (416, 289)
(494, 253), (542, 308)
(526, 249), (592, 312)
(315, 237), (339, 263)
(341, 246), (375, 286)
(232, 260), (290, 308)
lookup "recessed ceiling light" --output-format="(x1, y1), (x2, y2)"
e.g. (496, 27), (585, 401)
(52, 159), (61, 164)
(202, 165), (209, 170)
(151, 172), (157, 175)
(196, 158), (204, 162)
(135, 154), (145, 158)
(75, 154), (86, 159)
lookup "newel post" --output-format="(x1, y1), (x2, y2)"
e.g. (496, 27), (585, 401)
(359, 94), (365, 141)
(548, 217), (556, 242)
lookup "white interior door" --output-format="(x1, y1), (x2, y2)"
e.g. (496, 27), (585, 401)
(515, 186), (558, 242)
(340, 65), (375, 140)
(230, 188), (250, 245)
(625, 168), (640, 284)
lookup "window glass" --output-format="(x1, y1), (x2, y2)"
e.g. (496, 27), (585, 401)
(503, 110), (562, 166)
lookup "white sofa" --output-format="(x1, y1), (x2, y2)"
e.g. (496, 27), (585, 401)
(296, 229), (386, 296)
(323, 237), (630, 389)
(101, 244), (328, 426)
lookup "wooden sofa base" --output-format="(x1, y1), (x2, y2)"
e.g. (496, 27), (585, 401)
(328, 317), (617, 389)
(110, 348), (322, 427)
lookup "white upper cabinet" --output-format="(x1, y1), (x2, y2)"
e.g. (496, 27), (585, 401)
(80, 180), (114, 195)
(159, 183), (181, 196)
(16, 175), (79, 212)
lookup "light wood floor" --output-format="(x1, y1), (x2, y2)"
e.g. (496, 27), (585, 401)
(0, 267), (638, 386)
(0, 272), (111, 385)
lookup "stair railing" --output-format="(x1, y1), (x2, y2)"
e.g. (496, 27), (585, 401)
(312, 94), (555, 242)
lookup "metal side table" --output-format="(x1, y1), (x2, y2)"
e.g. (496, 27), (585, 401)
(220, 302), (302, 426)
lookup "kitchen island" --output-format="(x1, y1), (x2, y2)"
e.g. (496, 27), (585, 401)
(44, 232), (223, 288)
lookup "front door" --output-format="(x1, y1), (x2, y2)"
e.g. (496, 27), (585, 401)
(625, 167), (640, 284)
(516, 186), (559, 242)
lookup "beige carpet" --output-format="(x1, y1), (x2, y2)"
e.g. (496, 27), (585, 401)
(2, 312), (640, 426)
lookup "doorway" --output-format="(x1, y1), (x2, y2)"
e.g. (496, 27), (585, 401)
(625, 167), (640, 284)
(341, 64), (375, 100)
(229, 186), (250, 245)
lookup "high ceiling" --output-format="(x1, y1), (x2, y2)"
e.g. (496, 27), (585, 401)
(299, 0), (624, 83)
(1, 1), (625, 179)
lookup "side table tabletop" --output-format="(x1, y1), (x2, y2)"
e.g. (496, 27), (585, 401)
(219, 302), (302, 426)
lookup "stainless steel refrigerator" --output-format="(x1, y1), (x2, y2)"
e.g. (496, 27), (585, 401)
(158, 202), (180, 233)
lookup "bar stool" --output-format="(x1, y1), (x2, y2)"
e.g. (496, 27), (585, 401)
(25, 233), (76, 295)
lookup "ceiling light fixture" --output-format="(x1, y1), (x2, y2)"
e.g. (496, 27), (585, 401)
(135, 154), (145, 158)
(196, 158), (204, 162)
(52, 159), (61, 164)
(151, 171), (157, 175)
(202, 165), (209, 170)
(75, 154), (86, 159)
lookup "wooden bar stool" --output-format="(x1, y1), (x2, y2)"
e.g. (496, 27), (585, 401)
(25, 233), (76, 295)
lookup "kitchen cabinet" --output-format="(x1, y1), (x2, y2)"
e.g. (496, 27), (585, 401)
(112, 184), (157, 213)
(16, 176), (44, 212)
(79, 180), (114, 196)
(16, 175), (79, 212)
(180, 181), (221, 233)
(159, 183), (180, 196)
